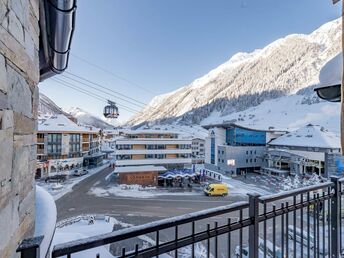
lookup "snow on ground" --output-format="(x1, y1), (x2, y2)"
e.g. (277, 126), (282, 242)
(202, 94), (340, 133)
(53, 215), (210, 258)
(52, 216), (114, 258)
(222, 176), (272, 196)
(205, 170), (273, 195)
(37, 162), (110, 201)
(88, 184), (200, 199)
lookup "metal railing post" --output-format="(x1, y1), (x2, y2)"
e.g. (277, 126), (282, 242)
(16, 235), (44, 258)
(248, 193), (260, 258)
(330, 176), (342, 258)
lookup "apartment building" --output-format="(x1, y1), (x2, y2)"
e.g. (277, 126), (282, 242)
(36, 115), (102, 177)
(191, 138), (205, 163)
(115, 130), (192, 169)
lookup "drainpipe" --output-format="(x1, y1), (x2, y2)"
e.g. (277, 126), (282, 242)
(39, 0), (77, 81)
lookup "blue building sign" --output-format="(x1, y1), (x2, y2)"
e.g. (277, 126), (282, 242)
(226, 127), (266, 146)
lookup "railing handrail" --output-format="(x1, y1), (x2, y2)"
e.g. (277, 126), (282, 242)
(52, 201), (249, 257)
(259, 181), (333, 203)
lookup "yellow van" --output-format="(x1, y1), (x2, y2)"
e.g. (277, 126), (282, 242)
(204, 183), (228, 196)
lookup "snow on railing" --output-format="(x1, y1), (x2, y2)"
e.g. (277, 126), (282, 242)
(35, 186), (57, 258)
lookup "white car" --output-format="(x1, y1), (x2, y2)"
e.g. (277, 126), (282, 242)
(74, 169), (88, 176)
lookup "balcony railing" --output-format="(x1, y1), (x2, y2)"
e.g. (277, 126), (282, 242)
(18, 176), (344, 258)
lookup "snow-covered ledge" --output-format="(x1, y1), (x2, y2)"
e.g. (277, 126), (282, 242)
(35, 186), (57, 258)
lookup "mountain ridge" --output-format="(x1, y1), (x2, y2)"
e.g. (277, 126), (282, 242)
(128, 18), (342, 127)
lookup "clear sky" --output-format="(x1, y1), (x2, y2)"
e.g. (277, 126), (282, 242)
(39, 0), (341, 123)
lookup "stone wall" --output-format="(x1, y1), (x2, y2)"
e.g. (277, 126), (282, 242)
(0, 0), (39, 257)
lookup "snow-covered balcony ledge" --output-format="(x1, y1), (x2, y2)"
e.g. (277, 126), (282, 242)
(34, 185), (57, 258)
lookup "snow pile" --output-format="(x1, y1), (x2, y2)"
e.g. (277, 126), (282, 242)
(35, 186), (57, 258)
(88, 184), (199, 198)
(280, 174), (323, 191)
(128, 18), (341, 127)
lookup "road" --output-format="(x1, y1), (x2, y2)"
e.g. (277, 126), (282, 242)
(56, 167), (247, 222)
(55, 167), (314, 257)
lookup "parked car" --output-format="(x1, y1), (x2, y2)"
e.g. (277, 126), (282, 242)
(74, 169), (89, 176)
(44, 174), (67, 183)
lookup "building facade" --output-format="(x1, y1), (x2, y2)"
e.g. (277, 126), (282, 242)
(115, 130), (192, 169)
(191, 138), (205, 163)
(0, 0), (39, 256)
(264, 124), (341, 177)
(203, 123), (285, 175)
(36, 115), (101, 177)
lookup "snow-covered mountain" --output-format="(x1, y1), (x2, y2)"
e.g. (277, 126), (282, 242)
(39, 93), (75, 120)
(39, 93), (113, 129)
(39, 93), (68, 116)
(128, 18), (342, 129)
(66, 107), (114, 129)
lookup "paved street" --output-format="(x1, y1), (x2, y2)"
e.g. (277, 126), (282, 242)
(55, 168), (315, 257)
(56, 167), (247, 222)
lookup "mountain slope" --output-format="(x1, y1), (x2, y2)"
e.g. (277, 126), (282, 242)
(39, 93), (68, 116)
(66, 107), (114, 129)
(128, 18), (341, 126)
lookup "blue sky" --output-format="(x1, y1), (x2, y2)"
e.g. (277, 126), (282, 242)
(39, 0), (341, 122)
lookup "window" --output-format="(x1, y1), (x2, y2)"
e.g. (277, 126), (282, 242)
(246, 159), (248, 163)
(210, 138), (215, 164)
(250, 151), (252, 154)
(47, 133), (62, 155)
(250, 159), (252, 163)
(254, 159), (257, 162)
(246, 151), (248, 155)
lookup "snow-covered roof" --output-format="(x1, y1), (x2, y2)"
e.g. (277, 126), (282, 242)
(316, 53), (342, 88)
(122, 129), (181, 135)
(269, 124), (340, 149)
(114, 165), (167, 173)
(38, 114), (97, 133)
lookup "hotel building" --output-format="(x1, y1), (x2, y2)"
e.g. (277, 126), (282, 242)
(36, 115), (102, 177)
(115, 130), (192, 169)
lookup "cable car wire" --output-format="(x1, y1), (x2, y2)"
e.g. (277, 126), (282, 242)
(63, 71), (148, 107)
(51, 78), (140, 114)
(70, 53), (157, 95)
(60, 74), (145, 109)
